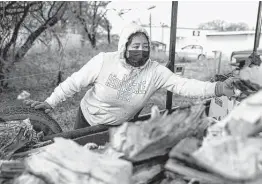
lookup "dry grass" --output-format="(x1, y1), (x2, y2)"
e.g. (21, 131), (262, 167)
(0, 40), (232, 131)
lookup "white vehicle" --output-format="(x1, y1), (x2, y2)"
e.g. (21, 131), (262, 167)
(176, 44), (213, 61)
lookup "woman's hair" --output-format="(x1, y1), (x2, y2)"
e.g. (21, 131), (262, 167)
(124, 32), (150, 59)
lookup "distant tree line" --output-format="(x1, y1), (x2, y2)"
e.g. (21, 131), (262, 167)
(198, 19), (249, 31)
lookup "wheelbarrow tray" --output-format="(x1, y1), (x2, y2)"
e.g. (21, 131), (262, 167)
(42, 101), (211, 146)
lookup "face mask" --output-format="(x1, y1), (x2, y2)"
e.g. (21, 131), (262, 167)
(126, 50), (150, 67)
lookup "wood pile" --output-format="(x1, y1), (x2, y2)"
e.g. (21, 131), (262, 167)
(1, 90), (262, 184)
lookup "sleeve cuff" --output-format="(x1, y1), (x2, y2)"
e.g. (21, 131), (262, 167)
(45, 98), (56, 109)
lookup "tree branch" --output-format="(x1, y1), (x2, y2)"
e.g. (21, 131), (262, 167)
(22, 24), (49, 47)
(15, 2), (67, 62)
(3, 2), (32, 59)
(48, 1), (56, 19)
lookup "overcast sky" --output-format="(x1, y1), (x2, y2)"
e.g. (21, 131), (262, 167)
(106, 1), (259, 34)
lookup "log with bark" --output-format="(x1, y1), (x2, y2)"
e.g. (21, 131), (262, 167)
(110, 105), (210, 162)
(0, 160), (25, 184)
(0, 119), (39, 160)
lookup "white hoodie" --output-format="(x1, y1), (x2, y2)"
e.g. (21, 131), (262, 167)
(45, 23), (217, 126)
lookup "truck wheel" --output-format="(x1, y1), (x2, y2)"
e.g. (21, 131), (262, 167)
(0, 101), (62, 136)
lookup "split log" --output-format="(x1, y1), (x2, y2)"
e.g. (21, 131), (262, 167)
(165, 159), (238, 184)
(192, 136), (262, 182)
(132, 164), (163, 184)
(168, 137), (202, 169)
(110, 105), (209, 162)
(132, 156), (167, 184)
(215, 90), (262, 137)
(13, 173), (46, 184)
(0, 160), (25, 179)
(21, 137), (133, 184)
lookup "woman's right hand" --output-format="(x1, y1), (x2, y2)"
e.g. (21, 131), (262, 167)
(24, 100), (53, 113)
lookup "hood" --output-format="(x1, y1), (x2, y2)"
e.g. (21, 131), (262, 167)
(117, 23), (151, 70)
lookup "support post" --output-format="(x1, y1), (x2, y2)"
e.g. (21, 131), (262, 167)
(253, 1), (262, 53)
(166, 1), (178, 110)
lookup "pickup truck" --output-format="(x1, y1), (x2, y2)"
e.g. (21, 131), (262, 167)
(230, 49), (262, 65)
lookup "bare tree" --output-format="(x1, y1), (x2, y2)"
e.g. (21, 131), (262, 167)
(99, 17), (112, 44)
(0, 1), (67, 89)
(226, 22), (249, 31)
(198, 20), (227, 31)
(71, 1), (111, 48)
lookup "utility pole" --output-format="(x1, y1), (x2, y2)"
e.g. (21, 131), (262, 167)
(147, 5), (156, 41)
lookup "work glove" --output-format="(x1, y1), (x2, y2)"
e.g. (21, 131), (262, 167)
(24, 100), (53, 113)
(215, 77), (240, 97)
(215, 77), (261, 98)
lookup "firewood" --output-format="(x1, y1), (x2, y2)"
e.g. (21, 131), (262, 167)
(0, 160), (25, 179)
(23, 137), (133, 184)
(192, 136), (262, 182)
(132, 164), (163, 184)
(168, 138), (202, 168)
(162, 171), (188, 184)
(220, 90), (262, 137)
(0, 119), (39, 160)
(165, 159), (238, 184)
(13, 173), (46, 184)
(110, 105), (209, 162)
(132, 156), (167, 184)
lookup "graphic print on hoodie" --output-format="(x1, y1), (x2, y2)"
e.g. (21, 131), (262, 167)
(105, 73), (146, 102)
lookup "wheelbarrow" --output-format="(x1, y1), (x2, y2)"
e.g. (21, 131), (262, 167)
(0, 99), (213, 148)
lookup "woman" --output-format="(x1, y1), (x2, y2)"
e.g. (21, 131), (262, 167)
(25, 23), (239, 129)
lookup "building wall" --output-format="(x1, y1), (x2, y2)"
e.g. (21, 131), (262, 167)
(205, 34), (259, 57)
(145, 26), (261, 58)
(144, 26), (214, 54)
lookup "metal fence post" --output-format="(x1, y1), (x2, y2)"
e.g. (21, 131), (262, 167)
(254, 1), (262, 53)
(166, 1), (178, 110)
(217, 51), (222, 74)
